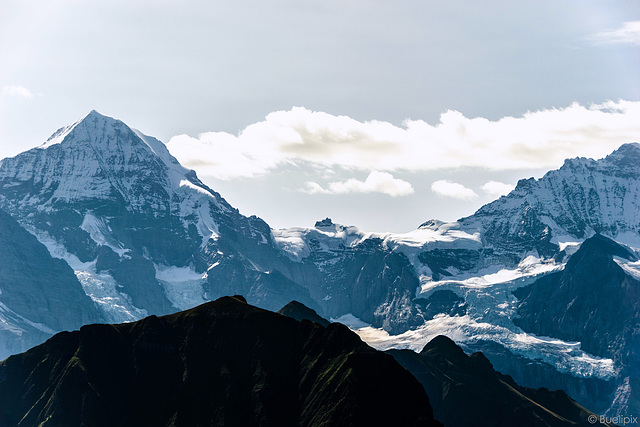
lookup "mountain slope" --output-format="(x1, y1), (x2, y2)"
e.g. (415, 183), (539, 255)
(0, 296), (439, 427)
(461, 142), (640, 256)
(0, 207), (101, 357)
(277, 300), (330, 326)
(387, 336), (613, 427)
(0, 111), (316, 323)
(513, 234), (640, 418)
(1, 111), (639, 418)
(0, 111), (422, 339)
(272, 144), (640, 416)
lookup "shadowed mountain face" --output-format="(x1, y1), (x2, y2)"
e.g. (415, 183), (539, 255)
(0, 111), (423, 349)
(514, 234), (639, 361)
(0, 208), (101, 357)
(388, 336), (613, 427)
(514, 234), (640, 418)
(1, 111), (639, 418)
(277, 300), (331, 326)
(0, 296), (439, 427)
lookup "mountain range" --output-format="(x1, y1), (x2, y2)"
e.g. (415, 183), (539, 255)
(0, 110), (638, 421)
(0, 296), (611, 426)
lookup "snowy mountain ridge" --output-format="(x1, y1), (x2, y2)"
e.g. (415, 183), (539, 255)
(0, 111), (262, 323)
(274, 142), (640, 281)
(1, 111), (639, 417)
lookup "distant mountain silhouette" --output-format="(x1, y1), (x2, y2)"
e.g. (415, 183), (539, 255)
(0, 296), (439, 427)
(388, 335), (612, 427)
(278, 300), (330, 326)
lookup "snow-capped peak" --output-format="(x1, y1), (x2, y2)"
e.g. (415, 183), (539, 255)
(602, 142), (640, 175)
(37, 111), (99, 150)
(0, 110), (235, 249)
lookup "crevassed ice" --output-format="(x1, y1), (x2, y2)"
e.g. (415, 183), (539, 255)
(26, 227), (147, 323)
(155, 264), (207, 311)
(352, 314), (616, 379)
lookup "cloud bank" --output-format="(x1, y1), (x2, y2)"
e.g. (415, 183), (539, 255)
(481, 181), (515, 197)
(1, 86), (34, 99)
(303, 171), (414, 197)
(431, 180), (478, 200)
(592, 21), (640, 46)
(167, 100), (640, 180)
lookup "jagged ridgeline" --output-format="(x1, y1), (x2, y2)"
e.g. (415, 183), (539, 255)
(0, 296), (439, 426)
(0, 111), (422, 349)
(0, 297), (610, 427)
(0, 111), (639, 418)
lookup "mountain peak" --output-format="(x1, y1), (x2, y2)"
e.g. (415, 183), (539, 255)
(277, 300), (330, 326)
(604, 142), (640, 166)
(38, 110), (126, 150)
(315, 217), (334, 228)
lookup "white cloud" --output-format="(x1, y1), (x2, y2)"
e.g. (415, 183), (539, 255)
(303, 171), (414, 197)
(592, 21), (640, 46)
(302, 181), (330, 195)
(167, 101), (640, 180)
(431, 180), (478, 200)
(481, 181), (514, 197)
(2, 85), (34, 99)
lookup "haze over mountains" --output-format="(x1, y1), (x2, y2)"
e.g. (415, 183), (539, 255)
(0, 111), (638, 421)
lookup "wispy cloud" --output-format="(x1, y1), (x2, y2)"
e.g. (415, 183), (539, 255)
(592, 21), (640, 46)
(1, 85), (34, 99)
(481, 181), (514, 197)
(167, 100), (640, 180)
(431, 180), (478, 200)
(303, 171), (414, 197)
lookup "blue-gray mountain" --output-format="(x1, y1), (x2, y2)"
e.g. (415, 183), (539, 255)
(0, 111), (420, 356)
(513, 234), (640, 418)
(0, 208), (101, 356)
(0, 111), (638, 418)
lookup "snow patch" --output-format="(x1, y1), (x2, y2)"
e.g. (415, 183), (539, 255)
(37, 114), (85, 149)
(331, 313), (371, 329)
(80, 212), (128, 256)
(352, 315), (616, 379)
(614, 257), (640, 281)
(155, 264), (208, 310)
(0, 302), (56, 334)
(26, 227), (147, 323)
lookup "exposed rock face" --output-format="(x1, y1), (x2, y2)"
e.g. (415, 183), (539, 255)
(0, 296), (439, 427)
(467, 339), (616, 415)
(2, 112), (640, 418)
(514, 235), (639, 359)
(0, 112), (306, 320)
(0, 111), (421, 343)
(0, 208), (101, 358)
(413, 289), (467, 320)
(514, 234), (640, 418)
(388, 336), (613, 427)
(461, 143), (640, 257)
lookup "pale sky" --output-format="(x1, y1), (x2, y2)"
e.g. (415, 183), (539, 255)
(1, 0), (639, 232)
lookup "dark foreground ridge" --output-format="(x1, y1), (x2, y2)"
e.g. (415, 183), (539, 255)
(277, 300), (331, 327)
(388, 336), (613, 427)
(0, 296), (438, 427)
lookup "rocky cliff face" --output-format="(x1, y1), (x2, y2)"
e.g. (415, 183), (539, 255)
(2, 111), (639, 419)
(0, 111), (426, 356)
(0, 296), (439, 427)
(0, 208), (101, 358)
(462, 143), (640, 256)
(513, 234), (640, 418)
